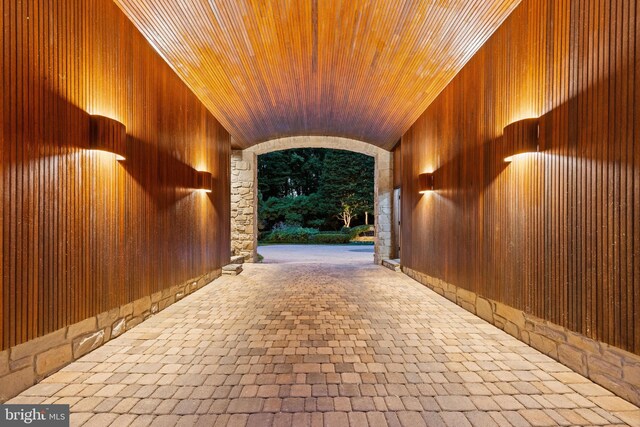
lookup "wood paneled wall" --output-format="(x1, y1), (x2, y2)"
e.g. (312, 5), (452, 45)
(402, 0), (640, 355)
(1, 0), (231, 350)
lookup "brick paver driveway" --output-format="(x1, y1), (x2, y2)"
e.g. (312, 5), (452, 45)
(10, 246), (640, 426)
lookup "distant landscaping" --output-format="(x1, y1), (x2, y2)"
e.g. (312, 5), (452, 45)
(258, 148), (374, 244)
(261, 224), (374, 245)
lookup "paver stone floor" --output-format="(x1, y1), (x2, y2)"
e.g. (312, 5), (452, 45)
(9, 245), (640, 426)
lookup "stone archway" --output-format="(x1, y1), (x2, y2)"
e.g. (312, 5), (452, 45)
(231, 136), (394, 264)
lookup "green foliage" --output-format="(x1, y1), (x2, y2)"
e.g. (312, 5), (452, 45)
(258, 149), (325, 199)
(342, 225), (374, 239)
(259, 193), (327, 228)
(261, 224), (319, 243)
(258, 223), (363, 244)
(307, 219), (326, 228)
(310, 233), (351, 244)
(258, 148), (374, 231)
(318, 150), (374, 221)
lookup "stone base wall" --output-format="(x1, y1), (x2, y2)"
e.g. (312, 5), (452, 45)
(0, 268), (222, 402)
(403, 267), (640, 407)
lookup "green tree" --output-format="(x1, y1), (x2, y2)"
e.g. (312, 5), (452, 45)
(258, 151), (292, 198)
(318, 150), (374, 225)
(258, 149), (325, 199)
(257, 148), (374, 231)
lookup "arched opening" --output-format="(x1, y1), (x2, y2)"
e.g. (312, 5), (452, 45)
(257, 148), (375, 264)
(230, 136), (395, 264)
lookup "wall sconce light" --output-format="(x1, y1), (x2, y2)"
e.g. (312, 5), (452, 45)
(418, 173), (434, 193)
(89, 115), (126, 160)
(195, 170), (213, 193)
(503, 118), (539, 162)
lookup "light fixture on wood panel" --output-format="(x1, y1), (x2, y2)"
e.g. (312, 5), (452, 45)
(418, 173), (434, 193)
(503, 118), (539, 162)
(89, 115), (126, 160)
(195, 170), (213, 193)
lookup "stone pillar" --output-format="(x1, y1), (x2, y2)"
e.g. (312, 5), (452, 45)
(374, 151), (393, 264)
(230, 150), (257, 262)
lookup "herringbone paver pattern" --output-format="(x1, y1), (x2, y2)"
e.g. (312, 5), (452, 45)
(9, 250), (640, 426)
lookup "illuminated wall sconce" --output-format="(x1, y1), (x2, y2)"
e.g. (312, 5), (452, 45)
(89, 115), (127, 160)
(195, 170), (213, 193)
(503, 118), (539, 162)
(418, 173), (434, 193)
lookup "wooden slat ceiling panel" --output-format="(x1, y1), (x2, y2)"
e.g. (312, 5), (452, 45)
(113, 0), (521, 149)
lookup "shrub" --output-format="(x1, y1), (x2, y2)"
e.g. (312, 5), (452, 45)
(307, 219), (326, 228)
(260, 231), (272, 241)
(342, 225), (374, 239)
(261, 224), (319, 243)
(310, 233), (351, 244)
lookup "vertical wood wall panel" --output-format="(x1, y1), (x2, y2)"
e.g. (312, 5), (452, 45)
(1, 0), (231, 350)
(402, 0), (640, 355)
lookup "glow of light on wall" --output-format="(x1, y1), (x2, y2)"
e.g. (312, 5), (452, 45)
(90, 149), (124, 170)
(91, 150), (125, 161)
(86, 107), (124, 129)
(194, 161), (208, 173)
(503, 152), (540, 163)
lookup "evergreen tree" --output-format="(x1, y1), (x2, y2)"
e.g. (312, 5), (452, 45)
(258, 149), (325, 198)
(258, 148), (374, 231)
(318, 150), (374, 225)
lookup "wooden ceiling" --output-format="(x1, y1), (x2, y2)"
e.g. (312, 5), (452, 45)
(114, 0), (522, 149)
